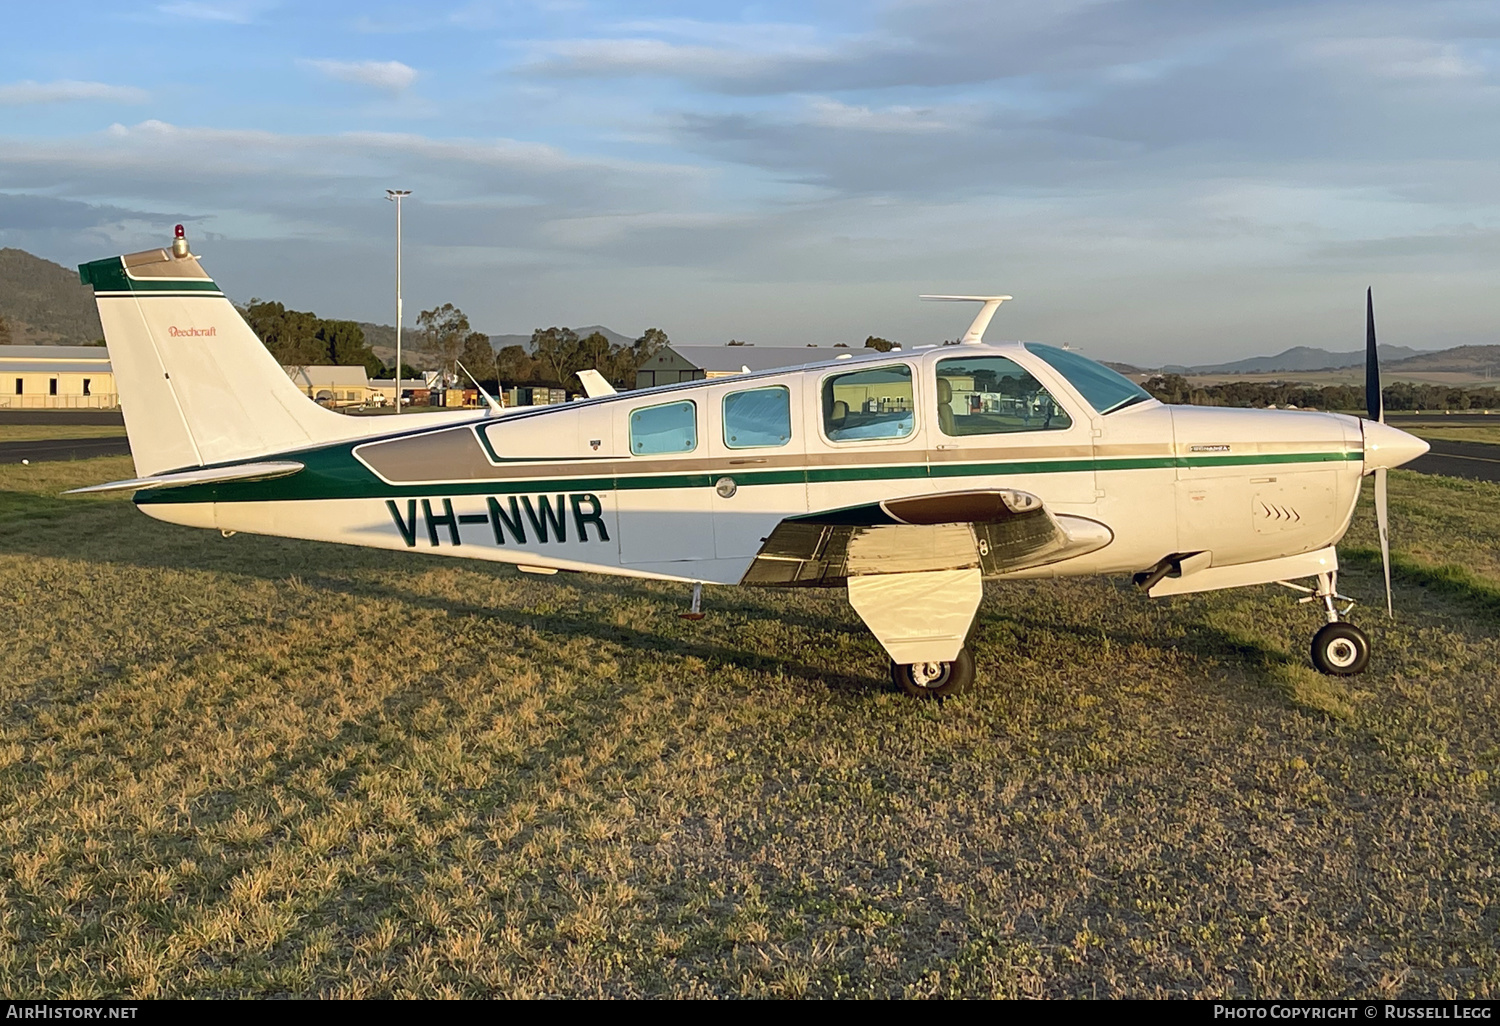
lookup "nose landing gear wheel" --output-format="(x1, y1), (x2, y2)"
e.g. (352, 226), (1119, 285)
(891, 647), (975, 699)
(1311, 622), (1371, 676)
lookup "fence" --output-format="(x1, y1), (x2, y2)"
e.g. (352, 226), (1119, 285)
(0, 394), (120, 410)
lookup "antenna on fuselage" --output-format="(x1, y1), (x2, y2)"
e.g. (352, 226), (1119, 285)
(919, 294), (1014, 344)
(455, 360), (504, 415)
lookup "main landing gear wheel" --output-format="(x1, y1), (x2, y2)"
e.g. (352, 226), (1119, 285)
(891, 647), (975, 700)
(1311, 622), (1371, 677)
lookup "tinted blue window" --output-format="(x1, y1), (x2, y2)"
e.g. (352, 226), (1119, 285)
(1027, 344), (1151, 415)
(630, 400), (697, 455)
(723, 386), (791, 449)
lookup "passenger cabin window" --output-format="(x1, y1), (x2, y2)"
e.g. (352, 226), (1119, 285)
(630, 400), (697, 455)
(822, 365), (914, 442)
(935, 356), (1073, 435)
(723, 386), (791, 449)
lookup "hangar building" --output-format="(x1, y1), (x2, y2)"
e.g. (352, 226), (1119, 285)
(635, 346), (844, 389)
(0, 346), (116, 409)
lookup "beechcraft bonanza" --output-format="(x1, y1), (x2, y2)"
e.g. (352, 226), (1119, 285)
(71, 227), (1430, 698)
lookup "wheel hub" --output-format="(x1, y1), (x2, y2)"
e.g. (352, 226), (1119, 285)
(911, 661), (944, 688)
(1327, 638), (1359, 668)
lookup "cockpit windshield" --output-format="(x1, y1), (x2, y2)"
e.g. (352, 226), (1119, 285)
(1027, 344), (1152, 415)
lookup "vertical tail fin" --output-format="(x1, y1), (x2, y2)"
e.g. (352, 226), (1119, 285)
(80, 244), (357, 476)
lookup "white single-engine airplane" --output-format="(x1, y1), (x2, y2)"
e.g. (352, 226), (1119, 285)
(73, 228), (1429, 698)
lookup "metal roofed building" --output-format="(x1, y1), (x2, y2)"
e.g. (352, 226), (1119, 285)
(283, 365), (372, 406)
(0, 345), (116, 408)
(636, 345), (861, 389)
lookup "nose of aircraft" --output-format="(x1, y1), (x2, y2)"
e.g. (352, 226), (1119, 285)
(1362, 419), (1430, 473)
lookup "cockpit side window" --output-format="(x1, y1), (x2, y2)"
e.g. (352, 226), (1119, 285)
(935, 356), (1073, 436)
(1027, 343), (1152, 415)
(822, 365), (914, 442)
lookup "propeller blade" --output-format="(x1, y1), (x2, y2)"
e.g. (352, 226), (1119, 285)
(1376, 466), (1393, 617)
(1366, 287), (1383, 423)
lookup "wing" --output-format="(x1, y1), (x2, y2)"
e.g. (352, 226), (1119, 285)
(741, 488), (1112, 586)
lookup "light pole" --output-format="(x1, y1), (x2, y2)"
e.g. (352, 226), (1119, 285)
(385, 189), (411, 413)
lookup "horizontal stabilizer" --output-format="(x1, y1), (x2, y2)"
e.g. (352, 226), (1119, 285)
(576, 369), (617, 398)
(64, 460), (304, 495)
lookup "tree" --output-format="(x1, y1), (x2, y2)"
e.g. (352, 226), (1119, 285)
(243, 300), (325, 366)
(633, 328), (668, 359)
(458, 331), (496, 383)
(495, 345), (537, 384)
(316, 319), (382, 377)
(0, 314), (10, 345)
(418, 304), (472, 381)
(864, 335), (896, 353)
(531, 326), (580, 386)
(241, 299), (380, 373)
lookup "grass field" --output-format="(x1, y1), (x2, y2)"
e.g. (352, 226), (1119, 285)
(0, 425), (127, 442)
(1407, 425), (1500, 446)
(1, 458), (1497, 998)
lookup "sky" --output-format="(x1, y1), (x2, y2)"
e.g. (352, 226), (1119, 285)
(2, 0), (1498, 364)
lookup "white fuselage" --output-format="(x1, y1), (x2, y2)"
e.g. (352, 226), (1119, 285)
(137, 343), (1373, 587)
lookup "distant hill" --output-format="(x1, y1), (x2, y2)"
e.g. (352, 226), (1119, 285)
(1163, 345), (1426, 375)
(1385, 345), (1500, 373)
(0, 248), (103, 345)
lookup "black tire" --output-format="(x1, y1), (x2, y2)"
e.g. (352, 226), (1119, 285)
(1310, 622), (1371, 676)
(892, 647), (975, 699)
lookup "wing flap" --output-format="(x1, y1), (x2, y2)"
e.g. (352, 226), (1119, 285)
(743, 489), (1112, 586)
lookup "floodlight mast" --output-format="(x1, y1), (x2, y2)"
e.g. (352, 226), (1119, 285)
(386, 189), (412, 412)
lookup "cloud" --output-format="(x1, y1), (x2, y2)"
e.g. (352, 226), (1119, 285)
(156, 1), (267, 24)
(304, 59), (419, 93)
(0, 193), (195, 231)
(0, 80), (148, 106)
(0, 120), (704, 245)
(1302, 36), (1484, 80)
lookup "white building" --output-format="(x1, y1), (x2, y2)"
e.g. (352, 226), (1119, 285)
(0, 346), (117, 409)
(282, 365), (372, 406)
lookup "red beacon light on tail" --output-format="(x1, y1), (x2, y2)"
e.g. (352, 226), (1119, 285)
(171, 224), (189, 259)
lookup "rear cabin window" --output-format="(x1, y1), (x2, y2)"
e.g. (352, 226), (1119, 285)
(630, 400), (697, 455)
(822, 365), (914, 442)
(723, 386), (791, 449)
(935, 356), (1073, 435)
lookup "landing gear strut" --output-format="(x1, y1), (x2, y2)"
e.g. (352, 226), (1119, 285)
(1292, 570), (1371, 676)
(891, 647), (975, 700)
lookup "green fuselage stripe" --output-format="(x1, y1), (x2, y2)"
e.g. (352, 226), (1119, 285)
(136, 446), (1361, 505)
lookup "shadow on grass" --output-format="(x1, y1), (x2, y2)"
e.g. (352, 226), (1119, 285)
(0, 489), (889, 699)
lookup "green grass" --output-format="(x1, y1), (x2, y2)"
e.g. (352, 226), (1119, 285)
(1, 460), (1498, 998)
(1409, 426), (1500, 445)
(0, 424), (127, 442)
